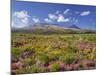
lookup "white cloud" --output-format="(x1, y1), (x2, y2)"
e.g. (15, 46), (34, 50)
(21, 17), (28, 24)
(14, 10), (30, 19)
(11, 21), (14, 27)
(57, 14), (69, 22)
(11, 20), (27, 28)
(47, 13), (70, 23)
(12, 10), (30, 28)
(48, 14), (57, 20)
(44, 18), (52, 23)
(55, 10), (60, 14)
(80, 11), (90, 16)
(63, 9), (70, 14)
(32, 17), (40, 23)
(69, 17), (78, 24)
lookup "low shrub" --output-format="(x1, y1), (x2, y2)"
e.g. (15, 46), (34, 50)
(59, 53), (76, 64)
(35, 53), (50, 65)
(21, 57), (35, 66)
(11, 47), (21, 58)
(16, 65), (40, 74)
(49, 62), (60, 72)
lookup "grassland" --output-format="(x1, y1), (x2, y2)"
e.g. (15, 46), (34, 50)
(11, 32), (96, 74)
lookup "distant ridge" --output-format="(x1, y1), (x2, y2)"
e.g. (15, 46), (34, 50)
(12, 23), (95, 34)
(68, 25), (80, 29)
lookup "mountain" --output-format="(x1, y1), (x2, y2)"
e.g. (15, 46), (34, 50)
(67, 25), (80, 29)
(12, 23), (95, 34)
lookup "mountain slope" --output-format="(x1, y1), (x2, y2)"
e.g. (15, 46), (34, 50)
(12, 23), (95, 34)
(67, 25), (81, 29)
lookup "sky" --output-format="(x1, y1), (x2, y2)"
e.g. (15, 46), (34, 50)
(11, 0), (96, 30)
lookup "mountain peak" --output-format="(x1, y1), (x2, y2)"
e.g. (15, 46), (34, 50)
(68, 25), (80, 29)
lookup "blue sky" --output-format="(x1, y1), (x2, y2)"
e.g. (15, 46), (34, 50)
(11, 0), (96, 30)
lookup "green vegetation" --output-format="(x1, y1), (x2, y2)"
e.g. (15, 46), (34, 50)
(11, 32), (96, 74)
(49, 62), (60, 72)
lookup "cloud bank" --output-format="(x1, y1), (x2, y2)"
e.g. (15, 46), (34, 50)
(12, 9), (92, 28)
